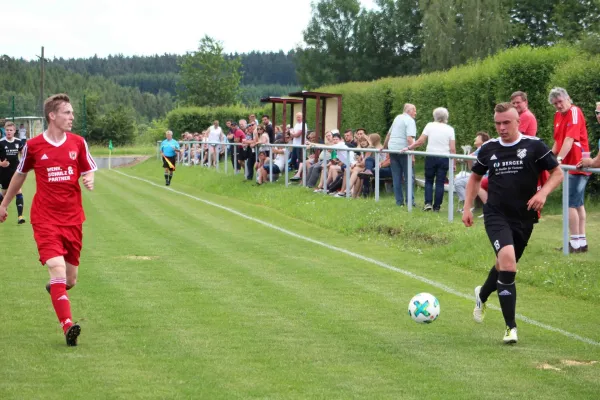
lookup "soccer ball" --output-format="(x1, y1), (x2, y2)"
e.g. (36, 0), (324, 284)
(408, 292), (440, 324)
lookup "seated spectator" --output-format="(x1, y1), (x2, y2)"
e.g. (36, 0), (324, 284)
(306, 131), (333, 188)
(358, 134), (391, 197)
(257, 140), (286, 185)
(344, 129), (357, 148)
(346, 135), (371, 197)
(274, 125), (283, 142)
(291, 131), (319, 181)
(455, 131), (490, 211)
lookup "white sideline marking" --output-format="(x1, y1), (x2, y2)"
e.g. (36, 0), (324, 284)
(113, 170), (600, 347)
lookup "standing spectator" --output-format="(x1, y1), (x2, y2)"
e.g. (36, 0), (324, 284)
(290, 112), (307, 170)
(207, 120), (224, 167)
(384, 104), (417, 206)
(403, 107), (456, 212)
(549, 87), (591, 253)
(511, 91), (538, 136)
(18, 123), (27, 140)
(578, 101), (600, 169)
(262, 115), (274, 144)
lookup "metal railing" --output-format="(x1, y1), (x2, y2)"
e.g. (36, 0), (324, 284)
(160, 140), (599, 256)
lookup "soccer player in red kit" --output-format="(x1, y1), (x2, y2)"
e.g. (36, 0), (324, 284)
(0, 94), (97, 346)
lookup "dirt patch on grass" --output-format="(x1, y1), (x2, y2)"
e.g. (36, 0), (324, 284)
(536, 363), (562, 371)
(123, 255), (159, 261)
(561, 360), (598, 367)
(112, 156), (151, 169)
(359, 225), (450, 246)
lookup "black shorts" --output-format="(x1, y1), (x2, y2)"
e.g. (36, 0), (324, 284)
(0, 169), (16, 190)
(162, 155), (176, 170)
(483, 204), (534, 262)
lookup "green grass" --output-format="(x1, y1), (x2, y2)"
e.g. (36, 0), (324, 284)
(1, 161), (598, 399)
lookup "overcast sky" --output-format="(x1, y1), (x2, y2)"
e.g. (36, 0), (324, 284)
(4, 0), (377, 60)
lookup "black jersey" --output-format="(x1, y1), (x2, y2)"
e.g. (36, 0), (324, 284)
(472, 134), (558, 221)
(0, 137), (23, 172)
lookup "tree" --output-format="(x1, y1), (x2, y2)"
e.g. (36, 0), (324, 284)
(420, 0), (510, 71)
(177, 35), (243, 107)
(296, 0), (362, 87)
(88, 106), (136, 145)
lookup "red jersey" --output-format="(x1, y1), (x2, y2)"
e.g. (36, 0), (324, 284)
(519, 109), (537, 137)
(17, 132), (97, 225)
(553, 105), (590, 176)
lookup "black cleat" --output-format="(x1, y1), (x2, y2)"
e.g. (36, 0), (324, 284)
(65, 324), (81, 346)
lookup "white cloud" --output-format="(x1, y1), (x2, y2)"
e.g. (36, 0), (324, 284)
(3, 0), (377, 60)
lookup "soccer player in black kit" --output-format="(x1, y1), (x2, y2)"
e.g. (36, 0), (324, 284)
(462, 103), (563, 344)
(0, 121), (26, 224)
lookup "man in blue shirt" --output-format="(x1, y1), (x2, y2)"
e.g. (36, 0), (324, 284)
(160, 130), (180, 186)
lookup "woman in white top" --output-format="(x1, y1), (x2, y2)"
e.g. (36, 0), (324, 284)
(207, 120), (224, 167)
(257, 139), (286, 185)
(404, 107), (456, 212)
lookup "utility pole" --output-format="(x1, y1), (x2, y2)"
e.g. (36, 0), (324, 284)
(36, 46), (46, 130)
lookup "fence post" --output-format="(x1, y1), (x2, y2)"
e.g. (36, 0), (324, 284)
(285, 147), (289, 187)
(269, 147), (273, 183)
(407, 153), (413, 212)
(375, 151), (380, 202)
(345, 150), (351, 198)
(323, 157), (328, 192)
(448, 158), (454, 222)
(234, 145), (238, 174)
(215, 144), (219, 172)
(224, 144), (228, 174)
(302, 147), (307, 187)
(562, 169), (569, 256)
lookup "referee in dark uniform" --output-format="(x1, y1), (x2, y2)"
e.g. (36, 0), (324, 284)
(462, 103), (563, 344)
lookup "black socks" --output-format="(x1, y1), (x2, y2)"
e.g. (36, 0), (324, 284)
(497, 271), (517, 329)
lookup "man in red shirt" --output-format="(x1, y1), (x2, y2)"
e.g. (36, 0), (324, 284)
(0, 93), (97, 346)
(511, 91), (537, 136)
(549, 87), (591, 253)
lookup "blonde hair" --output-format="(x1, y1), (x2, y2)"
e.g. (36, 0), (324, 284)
(368, 133), (382, 148)
(4, 121), (16, 129)
(44, 93), (71, 123)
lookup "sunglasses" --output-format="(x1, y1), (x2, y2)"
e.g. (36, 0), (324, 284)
(595, 110), (600, 115)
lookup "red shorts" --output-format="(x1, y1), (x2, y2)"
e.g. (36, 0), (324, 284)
(480, 177), (489, 191)
(32, 224), (83, 266)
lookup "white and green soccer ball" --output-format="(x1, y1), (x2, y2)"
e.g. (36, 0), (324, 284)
(408, 293), (440, 324)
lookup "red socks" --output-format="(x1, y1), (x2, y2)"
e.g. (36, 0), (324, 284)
(50, 278), (73, 334)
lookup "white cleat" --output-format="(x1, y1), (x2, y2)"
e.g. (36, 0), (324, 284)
(503, 327), (518, 344)
(473, 286), (487, 323)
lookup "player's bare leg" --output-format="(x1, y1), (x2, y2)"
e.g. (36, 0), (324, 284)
(577, 206), (587, 252)
(46, 256), (80, 346)
(497, 245), (518, 344)
(568, 208), (581, 252)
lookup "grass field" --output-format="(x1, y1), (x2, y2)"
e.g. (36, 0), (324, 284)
(1, 160), (599, 399)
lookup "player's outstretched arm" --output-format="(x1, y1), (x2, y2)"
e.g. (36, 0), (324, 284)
(0, 173), (27, 222)
(527, 166), (563, 211)
(462, 173), (483, 227)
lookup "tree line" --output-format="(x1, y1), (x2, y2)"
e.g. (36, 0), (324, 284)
(296, 0), (600, 88)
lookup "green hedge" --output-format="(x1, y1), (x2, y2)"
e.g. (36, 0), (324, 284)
(166, 104), (270, 135)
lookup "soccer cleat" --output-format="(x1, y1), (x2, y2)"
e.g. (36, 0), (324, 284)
(473, 286), (487, 323)
(503, 326), (518, 344)
(65, 323), (81, 346)
(18, 216), (26, 224)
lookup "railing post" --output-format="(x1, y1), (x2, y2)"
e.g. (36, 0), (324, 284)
(302, 146), (307, 187)
(345, 150), (351, 198)
(269, 147), (273, 183)
(562, 168), (569, 256)
(448, 158), (454, 222)
(224, 144), (228, 174)
(323, 156), (328, 193)
(375, 151), (380, 202)
(215, 144), (219, 172)
(285, 147), (289, 187)
(407, 152), (413, 212)
(234, 144), (238, 174)
(188, 143), (192, 166)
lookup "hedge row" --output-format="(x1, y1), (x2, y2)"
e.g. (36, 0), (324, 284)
(166, 105), (270, 135)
